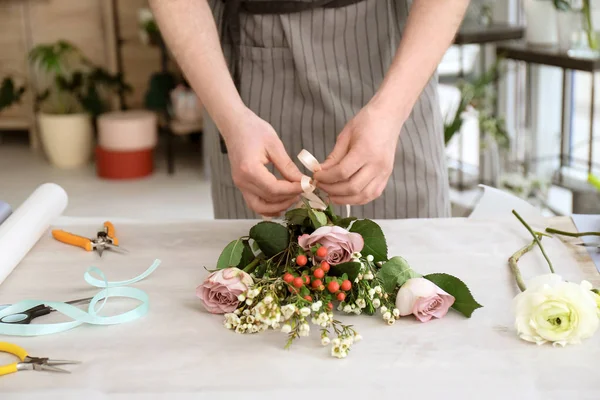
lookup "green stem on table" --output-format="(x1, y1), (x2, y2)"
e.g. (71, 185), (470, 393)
(243, 258), (260, 273)
(545, 227), (600, 238)
(512, 210), (555, 274)
(508, 237), (541, 292)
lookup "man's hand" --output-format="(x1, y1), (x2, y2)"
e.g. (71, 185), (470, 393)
(313, 104), (403, 205)
(223, 109), (304, 217)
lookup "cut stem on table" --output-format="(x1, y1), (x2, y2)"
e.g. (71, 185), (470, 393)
(545, 227), (600, 238)
(512, 210), (555, 274)
(508, 237), (542, 292)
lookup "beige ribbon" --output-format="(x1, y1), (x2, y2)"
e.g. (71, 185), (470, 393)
(260, 150), (350, 220)
(297, 150), (351, 218)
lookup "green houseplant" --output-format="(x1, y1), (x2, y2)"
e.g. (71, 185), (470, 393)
(0, 77), (26, 113)
(29, 40), (130, 168)
(554, 0), (599, 55)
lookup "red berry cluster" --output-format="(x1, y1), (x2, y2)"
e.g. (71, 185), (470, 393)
(282, 245), (352, 305)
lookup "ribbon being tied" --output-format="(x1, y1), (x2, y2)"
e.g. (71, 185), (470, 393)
(297, 150), (351, 218)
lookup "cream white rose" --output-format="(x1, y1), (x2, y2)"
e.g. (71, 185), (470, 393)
(513, 274), (600, 346)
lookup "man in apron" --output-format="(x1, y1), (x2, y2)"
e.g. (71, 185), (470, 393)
(149, 0), (470, 219)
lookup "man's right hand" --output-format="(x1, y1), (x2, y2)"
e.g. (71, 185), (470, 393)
(222, 109), (304, 217)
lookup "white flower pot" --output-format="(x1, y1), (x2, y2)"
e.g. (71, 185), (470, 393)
(557, 11), (580, 51)
(38, 112), (94, 168)
(525, 0), (558, 46)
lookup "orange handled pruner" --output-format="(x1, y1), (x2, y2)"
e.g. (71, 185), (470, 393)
(51, 221), (129, 257)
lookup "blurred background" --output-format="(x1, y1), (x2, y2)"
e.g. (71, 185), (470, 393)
(1, 0), (599, 220)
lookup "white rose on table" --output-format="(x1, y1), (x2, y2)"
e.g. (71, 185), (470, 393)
(513, 274), (600, 346)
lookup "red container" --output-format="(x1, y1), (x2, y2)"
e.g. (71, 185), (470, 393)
(95, 146), (154, 180)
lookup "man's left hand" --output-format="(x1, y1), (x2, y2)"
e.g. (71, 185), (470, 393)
(313, 104), (403, 205)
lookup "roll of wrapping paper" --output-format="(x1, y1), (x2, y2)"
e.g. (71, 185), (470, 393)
(0, 201), (11, 225)
(0, 184), (68, 286)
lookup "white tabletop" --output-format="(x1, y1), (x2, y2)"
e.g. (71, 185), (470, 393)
(1, 218), (599, 400)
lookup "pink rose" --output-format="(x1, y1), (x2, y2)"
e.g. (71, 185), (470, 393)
(298, 226), (364, 265)
(196, 268), (253, 314)
(395, 278), (455, 322)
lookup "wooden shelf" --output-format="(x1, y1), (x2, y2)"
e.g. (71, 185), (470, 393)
(0, 116), (30, 130)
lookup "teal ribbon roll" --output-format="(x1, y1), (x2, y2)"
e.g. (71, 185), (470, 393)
(0, 259), (161, 336)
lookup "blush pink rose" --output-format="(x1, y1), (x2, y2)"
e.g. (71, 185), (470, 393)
(196, 268), (253, 314)
(298, 226), (364, 265)
(395, 278), (455, 322)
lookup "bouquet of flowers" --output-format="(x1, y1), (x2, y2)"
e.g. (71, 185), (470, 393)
(196, 156), (482, 358)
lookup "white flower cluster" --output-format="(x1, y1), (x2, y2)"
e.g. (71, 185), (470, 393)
(380, 305), (400, 325)
(224, 310), (268, 334)
(330, 333), (362, 359)
(253, 296), (282, 327)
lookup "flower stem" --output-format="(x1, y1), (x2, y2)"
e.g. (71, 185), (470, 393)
(243, 258), (260, 273)
(512, 210), (555, 274)
(545, 227), (600, 238)
(508, 238), (540, 292)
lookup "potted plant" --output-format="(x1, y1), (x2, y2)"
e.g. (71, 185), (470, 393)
(444, 59), (510, 187)
(28, 40), (130, 168)
(554, 0), (599, 57)
(0, 76), (26, 113)
(524, 0), (559, 46)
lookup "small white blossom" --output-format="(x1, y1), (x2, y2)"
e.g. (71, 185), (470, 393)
(281, 304), (296, 320)
(353, 252), (362, 258)
(331, 346), (348, 359)
(311, 301), (323, 312)
(380, 306), (388, 314)
(368, 288), (376, 298)
(356, 298), (366, 309)
(263, 295), (273, 305)
(246, 315), (255, 324)
(238, 293), (246, 302)
(343, 305), (352, 313)
(281, 324), (292, 334)
(354, 334), (363, 342)
(374, 286), (382, 294)
(225, 323), (232, 329)
(392, 308), (400, 317)
(246, 298), (253, 305)
(234, 309), (241, 316)
(353, 308), (362, 315)
(364, 273), (374, 280)
(321, 336), (331, 346)
(243, 309), (251, 316)
(366, 254), (374, 262)
(383, 311), (392, 321)
(300, 307), (311, 317)
(332, 338), (341, 346)
(235, 325), (245, 334)
(298, 323), (310, 337)
(387, 318), (395, 326)
(373, 298), (381, 308)
(337, 304), (344, 311)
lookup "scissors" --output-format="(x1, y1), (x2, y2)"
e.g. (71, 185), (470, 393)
(52, 221), (129, 257)
(0, 342), (79, 376)
(0, 297), (93, 324)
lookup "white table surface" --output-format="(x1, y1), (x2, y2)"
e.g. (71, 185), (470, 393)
(1, 217), (599, 400)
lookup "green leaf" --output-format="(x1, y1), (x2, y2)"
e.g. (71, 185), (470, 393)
(336, 217), (357, 229)
(238, 241), (255, 269)
(249, 221), (290, 258)
(330, 262), (362, 282)
(350, 219), (387, 262)
(424, 273), (483, 318)
(216, 239), (244, 270)
(285, 208), (308, 225)
(376, 256), (420, 294)
(309, 209), (328, 228)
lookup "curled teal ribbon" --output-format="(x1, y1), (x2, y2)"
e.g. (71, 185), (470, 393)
(0, 259), (161, 336)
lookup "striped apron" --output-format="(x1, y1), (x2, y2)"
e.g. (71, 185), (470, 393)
(205, 0), (451, 220)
